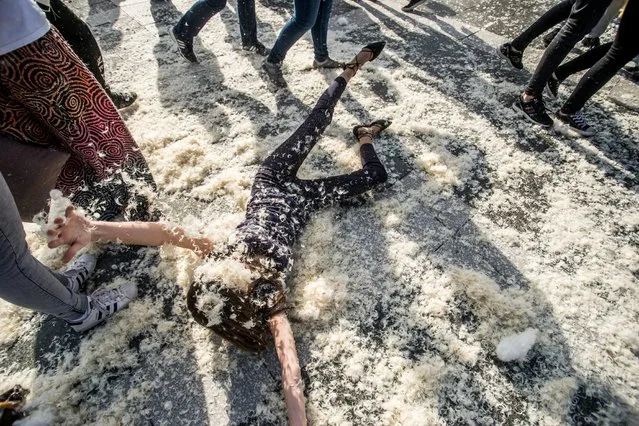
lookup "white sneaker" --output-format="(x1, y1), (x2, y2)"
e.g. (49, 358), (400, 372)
(69, 283), (138, 332)
(61, 254), (97, 293)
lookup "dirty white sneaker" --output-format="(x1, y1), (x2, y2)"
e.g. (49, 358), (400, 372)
(61, 254), (97, 293)
(69, 283), (138, 332)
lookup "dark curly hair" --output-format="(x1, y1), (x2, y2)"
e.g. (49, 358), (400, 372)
(187, 276), (286, 353)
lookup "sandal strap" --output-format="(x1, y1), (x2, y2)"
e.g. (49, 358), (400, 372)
(344, 47), (374, 72)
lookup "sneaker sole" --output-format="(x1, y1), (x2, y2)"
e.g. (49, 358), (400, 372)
(553, 121), (595, 137)
(402, 0), (428, 11)
(512, 102), (553, 128)
(169, 29), (197, 63)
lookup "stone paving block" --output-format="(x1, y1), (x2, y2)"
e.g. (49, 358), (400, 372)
(608, 75), (639, 112)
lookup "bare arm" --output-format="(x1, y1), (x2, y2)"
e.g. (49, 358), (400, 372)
(47, 205), (214, 262)
(269, 312), (307, 426)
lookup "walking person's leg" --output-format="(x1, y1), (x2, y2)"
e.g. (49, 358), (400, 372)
(311, 0), (342, 69)
(500, 0), (575, 69)
(171, 0), (227, 63)
(513, 0), (612, 128)
(43, 0), (137, 108)
(525, 0), (612, 98)
(265, 0), (321, 65)
(586, 0), (625, 39)
(556, 0), (639, 136)
(237, 0), (269, 55)
(546, 42), (611, 98)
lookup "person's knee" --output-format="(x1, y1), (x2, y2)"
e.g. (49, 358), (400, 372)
(290, 13), (316, 32)
(369, 165), (388, 185)
(203, 0), (227, 10)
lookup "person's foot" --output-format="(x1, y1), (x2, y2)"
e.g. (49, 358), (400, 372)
(69, 283), (138, 332)
(353, 119), (392, 141)
(312, 57), (344, 69)
(513, 94), (553, 128)
(498, 43), (523, 70)
(402, 0), (428, 12)
(545, 75), (561, 99)
(262, 59), (286, 87)
(242, 41), (270, 56)
(170, 27), (198, 63)
(61, 254), (97, 293)
(555, 110), (595, 137)
(107, 89), (138, 109)
(542, 27), (560, 47)
(582, 36), (600, 49)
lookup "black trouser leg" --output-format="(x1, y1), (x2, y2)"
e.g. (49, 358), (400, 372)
(237, 0), (258, 45)
(525, 0), (612, 97)
(561, 0), (639, 114)
(175, 0), (226, 39)
(554, 42), (611, 80)
(297, 143), (388, 208)
(44, 0), (107, 89)
(259, 76), (348, 179)
(511, 0), (574, 52)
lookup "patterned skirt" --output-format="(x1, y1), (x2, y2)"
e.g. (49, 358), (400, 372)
(0, 28), (155, 220)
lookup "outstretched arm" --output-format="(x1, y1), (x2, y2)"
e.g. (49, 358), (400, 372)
(47, 205), (215, 262)
(269, 312), (307, 426)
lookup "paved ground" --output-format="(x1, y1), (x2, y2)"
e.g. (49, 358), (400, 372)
(1, 0), (638, 425)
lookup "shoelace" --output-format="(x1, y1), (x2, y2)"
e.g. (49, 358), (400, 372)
(93, 288), (126, 310)
(524, 98), (545, 115)
(572, 112), (589, 129)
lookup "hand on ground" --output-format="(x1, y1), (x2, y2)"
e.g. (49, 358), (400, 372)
(47, 205), (93, 263)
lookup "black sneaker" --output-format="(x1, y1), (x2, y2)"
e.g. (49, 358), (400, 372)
(170, 27), (198, 63)
(242, 41), (270, 56)
(545, 75), (561, 99)
(261, 59), (286, 87)
(582, 36), (600, 49)
(513, 95), (553, 128)
(555, 110), (595, 137)
(542, 27), (560, 47)
(402, 0), (428, 12)
(107, 89), (138, 109)
(498, 43), (523, 70)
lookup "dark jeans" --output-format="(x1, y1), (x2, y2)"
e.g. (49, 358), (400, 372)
(525, 0), (612, 96)
(511, 0), (575, 52)
(266, 0), (333, 63)
(0, 172), (88, 322)
(257, 77), (387, 209)
(41, 0), (107, 89)
(562, 0), (639, 113)
(175, 0), (260, 45)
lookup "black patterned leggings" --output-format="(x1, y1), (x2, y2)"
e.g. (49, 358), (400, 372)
(254, 77), (388, 209)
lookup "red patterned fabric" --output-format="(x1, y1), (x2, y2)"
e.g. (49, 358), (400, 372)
(0, 28), (154, 220)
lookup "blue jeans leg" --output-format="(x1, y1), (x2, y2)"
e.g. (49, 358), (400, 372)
(0, 173), (88, 322)
(311, 0), (333, 62)
(267, 0), (321, 63)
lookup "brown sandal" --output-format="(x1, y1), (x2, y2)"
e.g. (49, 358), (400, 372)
(353, 119), (392, 140)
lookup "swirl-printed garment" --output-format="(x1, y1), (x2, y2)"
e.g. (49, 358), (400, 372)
(0, 28), (155, 220)
(232, 77), (388, 277)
